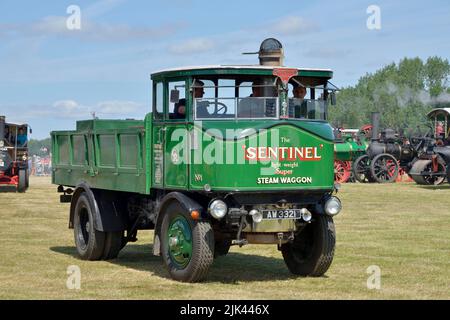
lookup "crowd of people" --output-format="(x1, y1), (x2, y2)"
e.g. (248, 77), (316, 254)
(29, 154), (52, 176)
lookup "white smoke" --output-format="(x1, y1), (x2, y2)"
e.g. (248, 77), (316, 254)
(378, 82), (450, 107)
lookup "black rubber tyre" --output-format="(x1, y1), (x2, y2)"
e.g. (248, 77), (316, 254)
(25, 168), (29, 188)
(281, 215), (335, 277)
(353, 155), (372, 183)
(160, 201), (214, 282)
(17, 169), (27, 193)
(214, 240), (231, 258)
(102, 231), (124, 260)
(447, 164), (450, 184)
(370, 153), (399, 183)
(73, 193), (106, 260)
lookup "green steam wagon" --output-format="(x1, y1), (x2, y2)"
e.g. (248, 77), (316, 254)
(333, 128), (370, 183)
(52, 39), (343, 282)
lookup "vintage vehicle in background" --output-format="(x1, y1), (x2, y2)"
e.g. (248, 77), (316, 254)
(352, 113), (415, 183)
(408, 108), (450, 185)
(0, 116), (30, 192)
(353, 110), (450, 185)
(52, 39), (343, 282)
(333, 127), (370, 183)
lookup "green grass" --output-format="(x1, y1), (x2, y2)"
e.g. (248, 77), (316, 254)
(0, 177), (449, 299)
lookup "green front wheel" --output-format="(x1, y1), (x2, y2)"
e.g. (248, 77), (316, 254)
(160, 201), (214, 282)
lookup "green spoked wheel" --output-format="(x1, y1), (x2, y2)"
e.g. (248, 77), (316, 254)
(161, 201), (214, 282)
(167, 216), (193, 268)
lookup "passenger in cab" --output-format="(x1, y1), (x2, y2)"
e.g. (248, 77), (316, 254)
(4, 125), (14, 145)
(17, 127), (27, 147)
(238, 81), (265, 118)
(172, 99), (186, 120)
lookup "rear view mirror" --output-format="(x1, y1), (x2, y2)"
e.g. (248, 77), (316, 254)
(330, 91), (336, 105)
(170, 89), (180, 103)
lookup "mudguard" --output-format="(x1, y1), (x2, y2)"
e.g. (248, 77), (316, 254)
(152, 192), (203, 256)
(69, 182), (127, 232)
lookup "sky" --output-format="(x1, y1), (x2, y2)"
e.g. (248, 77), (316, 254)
(0, 0), (449, 139)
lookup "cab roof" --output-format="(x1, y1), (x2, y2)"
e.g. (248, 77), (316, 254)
(151, 65), (333, 80)
(427, 108), (450, 118)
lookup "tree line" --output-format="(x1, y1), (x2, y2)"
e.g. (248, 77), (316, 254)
(28, 137), (51, 157)
(329, 56), (450, 136)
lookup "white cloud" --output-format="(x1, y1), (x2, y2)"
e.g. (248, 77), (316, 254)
(1, 100), (145, 122)
(168, 38), (215, 55)
(0, 16), (181, 42)
(84, 0), (127, 19)
(53, 100), (80, 110)
(96, 100), (143, 114)
(270, 16), (318, 36)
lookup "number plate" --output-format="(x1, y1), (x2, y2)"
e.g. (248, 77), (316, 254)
(262, 209), (302, 220)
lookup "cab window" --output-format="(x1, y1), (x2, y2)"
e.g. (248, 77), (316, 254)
(153, 82), (163, 120)
(168, 81), (186, 120)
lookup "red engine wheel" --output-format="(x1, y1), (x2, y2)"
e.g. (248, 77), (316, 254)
(334, 160), (352, 183)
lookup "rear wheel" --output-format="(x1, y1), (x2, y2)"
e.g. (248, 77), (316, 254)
(102, 231), (124, 260)
(447, 165), (450, 184)
(370, 154), (399, 183)
(160, 201), (214, 282)
(73, 193), (106, 260)
(281, 215), (335, 277)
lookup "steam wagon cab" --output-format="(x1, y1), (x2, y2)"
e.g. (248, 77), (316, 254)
(0, 116), (30, 192)
(427, 108), (450, 142)
(52, 39), (343, 282)
(426, 108), (450, 183)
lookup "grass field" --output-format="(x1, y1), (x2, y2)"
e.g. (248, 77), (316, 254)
(0, 176), (449, 299)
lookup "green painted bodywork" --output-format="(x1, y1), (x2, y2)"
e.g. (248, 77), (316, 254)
(187, 122), (334, 191)
(52, 66), (336, 195)
(151, 67), (333, 81)
(334, 134), (368, 161)
(52, 119), (147, 194)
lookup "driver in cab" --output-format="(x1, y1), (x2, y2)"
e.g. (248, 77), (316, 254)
(193, 80), (211, 118)
(289, 84), (308, 118)
(172, 80), (206, 119)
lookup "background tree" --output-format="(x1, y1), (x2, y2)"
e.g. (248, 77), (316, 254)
(330, 56), (450, 134)
(28, 138), (51, 157)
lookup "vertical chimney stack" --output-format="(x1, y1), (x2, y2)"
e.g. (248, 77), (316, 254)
(371, 112), (380, 141)
(0, 116), (5, 142)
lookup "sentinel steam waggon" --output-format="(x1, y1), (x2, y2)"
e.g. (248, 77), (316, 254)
(52, 39), (343, 282)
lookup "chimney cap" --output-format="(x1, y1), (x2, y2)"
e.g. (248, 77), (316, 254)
(259, 38), (283, 53)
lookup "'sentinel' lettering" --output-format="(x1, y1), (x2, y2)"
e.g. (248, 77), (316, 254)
(244, 146), (322, 161)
